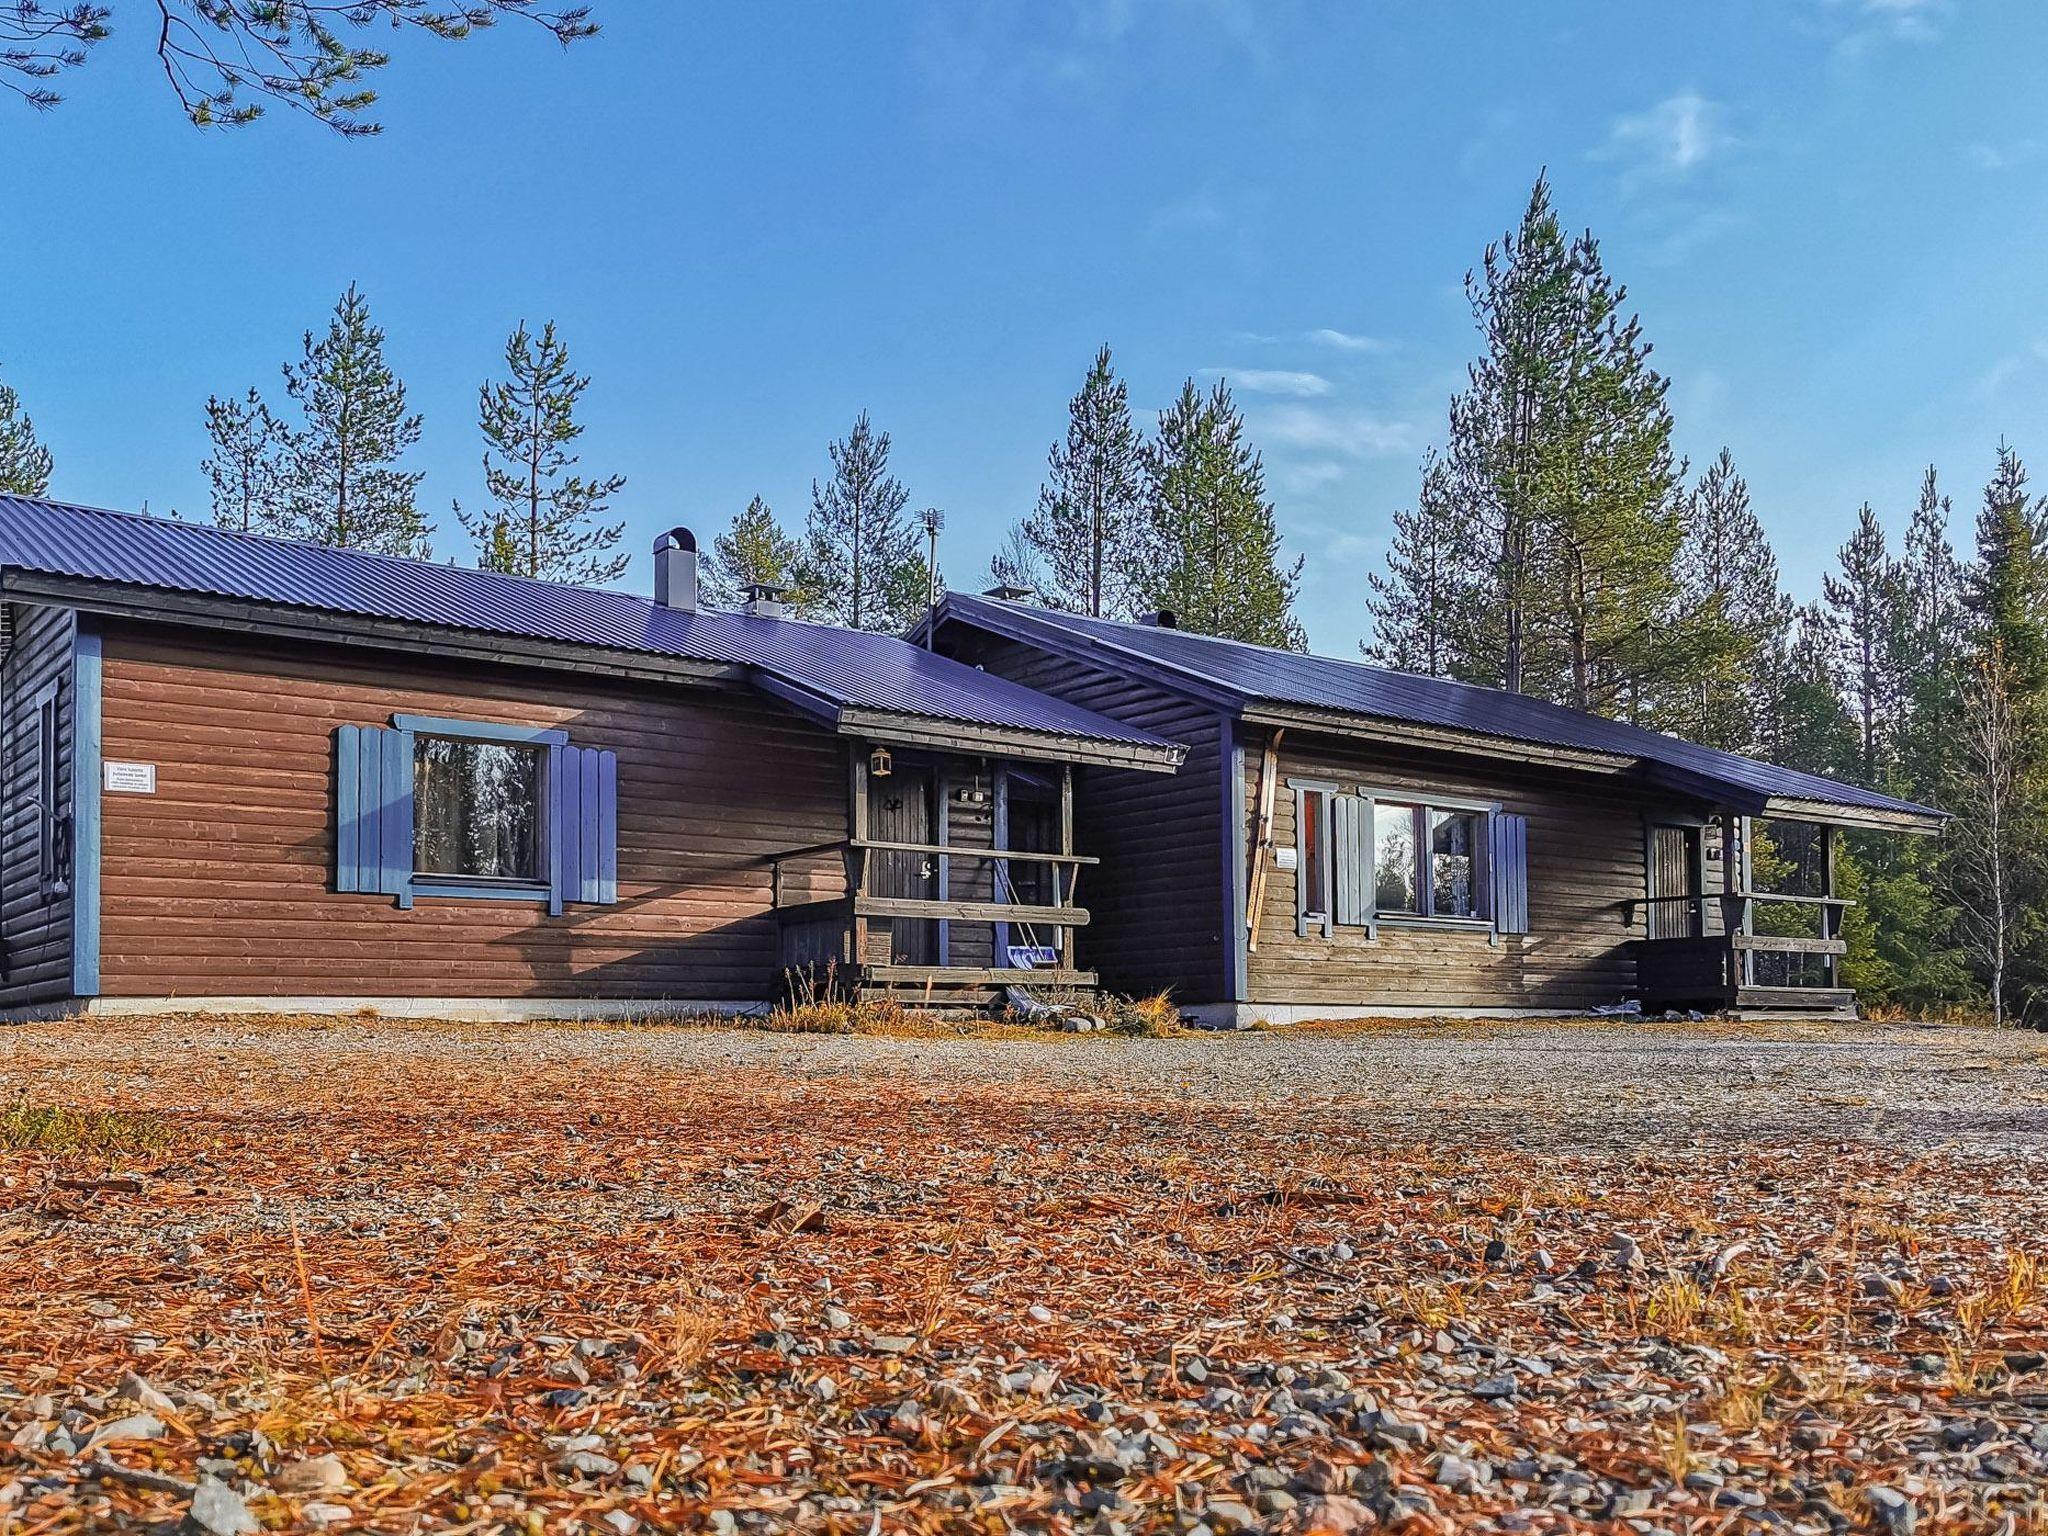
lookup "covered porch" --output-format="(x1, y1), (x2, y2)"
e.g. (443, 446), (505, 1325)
(1632, 810), (1864, 1019)
(769, 742), (1100, 1009)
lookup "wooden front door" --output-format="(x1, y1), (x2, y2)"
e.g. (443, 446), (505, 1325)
(869, 768), (937, 965)
(1647, 824), (1702, 940)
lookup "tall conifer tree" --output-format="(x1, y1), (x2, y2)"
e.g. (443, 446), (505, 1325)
(1539, 229), (1689, 718)
(1894, 466), (1966, 799)
(1363, 453), (1474, 676)
(0, 367), (53, 495)
(703, 496), (807, 610)
(1136, 378), (1304, 649)
(1021, 344), (1145, 618)
(1822, 503), (1904, 787)
(803, 412), (925, 632)
(459, 321), (625, 583)
(1673, 449), (1787, 753)
(201, 386), (290, 535)
(1441, 174), (1580, 694)
(277, 285), (429, 557)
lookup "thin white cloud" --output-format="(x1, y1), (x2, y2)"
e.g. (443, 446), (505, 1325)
(1306, 327), (1392, 354)
(1601, 91), (1735, 183)
(1969, 140), (2044, 171)
(1256, 404), (1419, 460)
(1212, 368), (1333, 398)
(1826, 0), (1949, 55)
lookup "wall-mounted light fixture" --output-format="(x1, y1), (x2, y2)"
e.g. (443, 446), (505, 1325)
(869, 745), (893, 779)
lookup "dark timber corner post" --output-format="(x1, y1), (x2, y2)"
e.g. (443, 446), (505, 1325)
(1058, 764), (1075, 973)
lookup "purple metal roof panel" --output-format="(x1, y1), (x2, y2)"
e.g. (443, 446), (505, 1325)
(0, 497), (1176, 753)
(945, 593), (1941, 821)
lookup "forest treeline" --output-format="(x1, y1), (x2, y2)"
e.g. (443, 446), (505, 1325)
(2, 173), (2041, 1021)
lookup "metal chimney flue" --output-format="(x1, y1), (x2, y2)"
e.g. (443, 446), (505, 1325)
(741, 582), (792, 619)
(653, 527), (698, 613)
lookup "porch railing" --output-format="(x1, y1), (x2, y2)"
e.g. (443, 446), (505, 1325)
(1631, 889), (1852, 1008)
(763, 837), (1100, 982)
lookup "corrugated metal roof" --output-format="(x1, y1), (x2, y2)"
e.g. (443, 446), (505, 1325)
(941, 593), (1942, 822)
(0, 496), (1177, 756)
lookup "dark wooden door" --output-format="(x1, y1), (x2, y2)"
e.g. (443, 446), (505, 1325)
(869, 769), (936, 965)
(1647, 824), (1701, 940)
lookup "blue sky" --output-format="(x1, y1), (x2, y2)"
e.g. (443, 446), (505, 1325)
(4, 0), (2046, 652)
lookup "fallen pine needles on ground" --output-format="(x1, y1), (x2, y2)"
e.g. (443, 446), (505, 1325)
(0, 1016), (2044, 1534)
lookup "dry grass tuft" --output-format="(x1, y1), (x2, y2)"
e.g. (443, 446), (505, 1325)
(0, 1097), (171, 1156)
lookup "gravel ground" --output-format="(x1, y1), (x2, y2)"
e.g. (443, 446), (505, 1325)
(5, 1013), (2045, 1155)
(4, 1015), (2047, 1535)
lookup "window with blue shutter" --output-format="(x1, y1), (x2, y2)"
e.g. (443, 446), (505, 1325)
(334, 716), (618, 911)
(1332, 794), (1374, 932)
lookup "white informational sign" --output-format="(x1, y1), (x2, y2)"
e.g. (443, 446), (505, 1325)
(1273, 846), (1299, 872)
(103, 761), (157, 795)
(1006, 945), (1059, 968)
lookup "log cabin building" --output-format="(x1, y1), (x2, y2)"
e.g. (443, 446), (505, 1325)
(1, 494), (1943, 1024)
(918, 594), (1946, 1026)
(0, 497), (1182, 1018)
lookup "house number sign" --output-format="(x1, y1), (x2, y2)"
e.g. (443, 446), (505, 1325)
(104, 761), (157, 794)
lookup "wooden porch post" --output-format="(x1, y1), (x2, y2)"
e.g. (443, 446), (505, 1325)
(1058, 764), (1075, 973)
(848, 744), (870, 975)
(1722, 811), (1748, 995)
(1821, 823), (1839, 990)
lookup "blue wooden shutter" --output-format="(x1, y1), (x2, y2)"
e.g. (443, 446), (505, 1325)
(335, 724), (414, 901)
(1332, 794), (1372, 927)
(549, 744), (619, 913)
(1490, 812), (1529, 934)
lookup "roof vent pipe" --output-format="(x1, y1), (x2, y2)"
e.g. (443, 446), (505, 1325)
(1137, 609), (1178, 628)
(654, 527), (698, 613)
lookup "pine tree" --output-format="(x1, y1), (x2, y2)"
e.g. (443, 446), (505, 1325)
(1022, 344), (1145, 618)
(704, 496), (808, 611)
(3, 3), (601, 135)
(1965, 441), (2048, 697)
(1763, 603), (1859, 779)
(1538, 228), (1689, 718)
(457, 321), (625, 584)
(0, 367), (53, 495)
(1894, 466), (1966, 800)
(1136, 379), (1304, 649)
(1363, 453), (1475, 675)
(1440, 174), (1581, 694)
(1822, 503), (1904, 786)
(277, 285), (429, 558)
(803, 412), (924, 632)
(1420, 173), (1699, 713)
(1673, 449), (1787, 752)
(200, 387), (290, 535)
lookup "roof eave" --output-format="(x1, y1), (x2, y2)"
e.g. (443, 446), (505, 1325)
(0, 569), (746, 688)
(834, 708), (1184, 773)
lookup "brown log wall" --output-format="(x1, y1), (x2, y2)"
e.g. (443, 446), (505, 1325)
(1247, 730), (1664, 1011)
(95, 624), (846, 1001)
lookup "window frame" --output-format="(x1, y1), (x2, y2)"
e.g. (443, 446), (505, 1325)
(1292, 780), (1504, 940)
(29, 679), (66, 899)
(395, 714), (567, 904)
(1291, 779), (1338, 938)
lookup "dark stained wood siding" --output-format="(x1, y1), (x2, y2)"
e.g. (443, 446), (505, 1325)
(0, 604), (77, 1007)
(1247, 729), (1663, 1011)
(935, 631), (1227, 1003)
(95, 623), (847, 1002)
